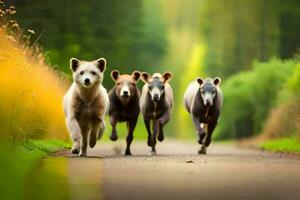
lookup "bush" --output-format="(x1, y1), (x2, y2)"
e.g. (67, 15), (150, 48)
(214, 58), (297, 140)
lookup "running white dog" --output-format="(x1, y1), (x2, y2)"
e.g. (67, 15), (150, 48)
(63, 58), (109, 156)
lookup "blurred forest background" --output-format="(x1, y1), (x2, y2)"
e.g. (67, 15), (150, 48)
(1, 1), (299, 198)
(2, 0), (300, 142)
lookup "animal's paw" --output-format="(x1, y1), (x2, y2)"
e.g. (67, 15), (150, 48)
(110, 133), (118, 141)
(150, 149), (156, 155)
(79, 151), (87, 157)
(198, 147), (206, 155)
(71, 143), (80, 154)
(157, 132), (164, 142)
(89, 137), (97, 148)
(204, 137), (211, 147)
(71, 148), (79, 154)
(125, 150), (132, 156)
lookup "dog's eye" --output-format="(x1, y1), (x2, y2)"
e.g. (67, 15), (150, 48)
(91, 71), (97, 76)
(117, 82), (121, 85)
(80, 71), (84, 75)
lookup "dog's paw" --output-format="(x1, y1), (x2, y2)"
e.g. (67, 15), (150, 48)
(79, 152), (87, 157)
(110, 133), (118, 141)
(89, 137), (97, 148)
(198, 147), (206, 155)
(71, 148), (79, 154)
(157, 133), (164, 142)
(124, 150), (132, 156)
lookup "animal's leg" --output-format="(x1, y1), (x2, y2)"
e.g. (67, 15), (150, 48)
(79, 124), (89, 157)
(98, 119), (105, 139)
(125, 119), (138, 155)
(204, 121), (217, 147)
(89, 119), (100, 148)
(192, 116), (205, 144)
(151, 119), (159, 155)
(65, 117), (81, 154)
(109, 116), (118, 141)
(157, 110), (171, 142)
(144, 118), (152, 147)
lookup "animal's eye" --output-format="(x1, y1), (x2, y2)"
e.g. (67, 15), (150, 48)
(161, 85), (165, 90)
(91, 71), (97, 76)
(80, 71), (84, 75)
(117, 82), (121, 85)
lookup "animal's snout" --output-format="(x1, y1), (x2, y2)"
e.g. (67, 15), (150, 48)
(84, 78), (90, 85)
(123, 91), (129, 97)
(152, 94), (160, 102)
(205, 101), (212, 106)
(120, 85), (130, 97)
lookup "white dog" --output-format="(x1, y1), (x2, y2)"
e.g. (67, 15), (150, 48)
(63, 58), (109, 156)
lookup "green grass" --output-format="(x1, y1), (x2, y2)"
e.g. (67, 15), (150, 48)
(261, 136), (300, 153)
(18, 139), (71, 157)
(0, 139), (71, 200)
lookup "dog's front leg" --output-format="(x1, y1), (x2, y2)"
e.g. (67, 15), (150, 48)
(65, 117), (81, 154)
(79, 123), (89, 157)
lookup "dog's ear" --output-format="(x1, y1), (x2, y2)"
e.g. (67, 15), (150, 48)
(132, 71), (141, 82)
(197, 77), (204, 86)
(141, 72), (151, 83)
(70, 58), (80, 72)
(213, 77), (221, 86)
(95, 58), (106, 72)
(111, 70), (120, 82)
(162, 71), (172, 83)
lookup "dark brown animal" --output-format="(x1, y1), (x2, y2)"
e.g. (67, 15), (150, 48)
(184, 77), (223, 154)
(140, 72), (173, 155)
(108, 70), (141, 155)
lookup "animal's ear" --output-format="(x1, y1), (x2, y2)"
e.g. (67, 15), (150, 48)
(95, 58), (106, 72)
(131, 71), (141, 82)
(111, 70), (119, 82)
(141, 72), (150, 83)
(162, 71), (172, 83)
(70, 58), (80, 72)
(213, 77), (221, 85)
(197, 77), (204, 86)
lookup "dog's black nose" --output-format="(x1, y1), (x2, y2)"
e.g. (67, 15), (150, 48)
(123, 91), (129, 96)
(84, 78), (90, 85)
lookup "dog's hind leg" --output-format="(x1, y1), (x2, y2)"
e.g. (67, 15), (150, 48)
(89, 120), (100, 148)
(65, 117), (81, 154)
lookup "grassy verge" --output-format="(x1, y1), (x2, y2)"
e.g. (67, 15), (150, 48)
(0, 140), (70, 200)
(18, 139), (71, 157)
(261, 136), (300, 153)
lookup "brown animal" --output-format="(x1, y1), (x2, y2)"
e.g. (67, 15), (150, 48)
(140, 72), (173, 155)
(108, 70), (141, 155)
(184, 77), (223, 154)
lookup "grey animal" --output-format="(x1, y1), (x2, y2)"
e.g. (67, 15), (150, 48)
(140, 72), (173, 155)
(184, 77), (223, 154)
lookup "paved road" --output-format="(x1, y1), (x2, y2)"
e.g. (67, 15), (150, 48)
(58, 140), (300, 200)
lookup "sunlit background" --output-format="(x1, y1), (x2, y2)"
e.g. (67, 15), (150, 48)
(0, 0), (300, 199)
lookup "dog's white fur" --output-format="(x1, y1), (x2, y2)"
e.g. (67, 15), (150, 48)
(63, 58), (109, 156)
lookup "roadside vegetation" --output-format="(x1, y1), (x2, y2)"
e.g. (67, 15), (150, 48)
(0, 2), (70, 199)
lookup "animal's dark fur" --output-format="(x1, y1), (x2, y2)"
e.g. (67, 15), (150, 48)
(108, 71), (141, 155)
(184, 78), (223, 154)
(140, 72), (173, 154)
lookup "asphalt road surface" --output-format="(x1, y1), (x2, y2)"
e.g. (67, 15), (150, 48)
(58, 140), (300, 200)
